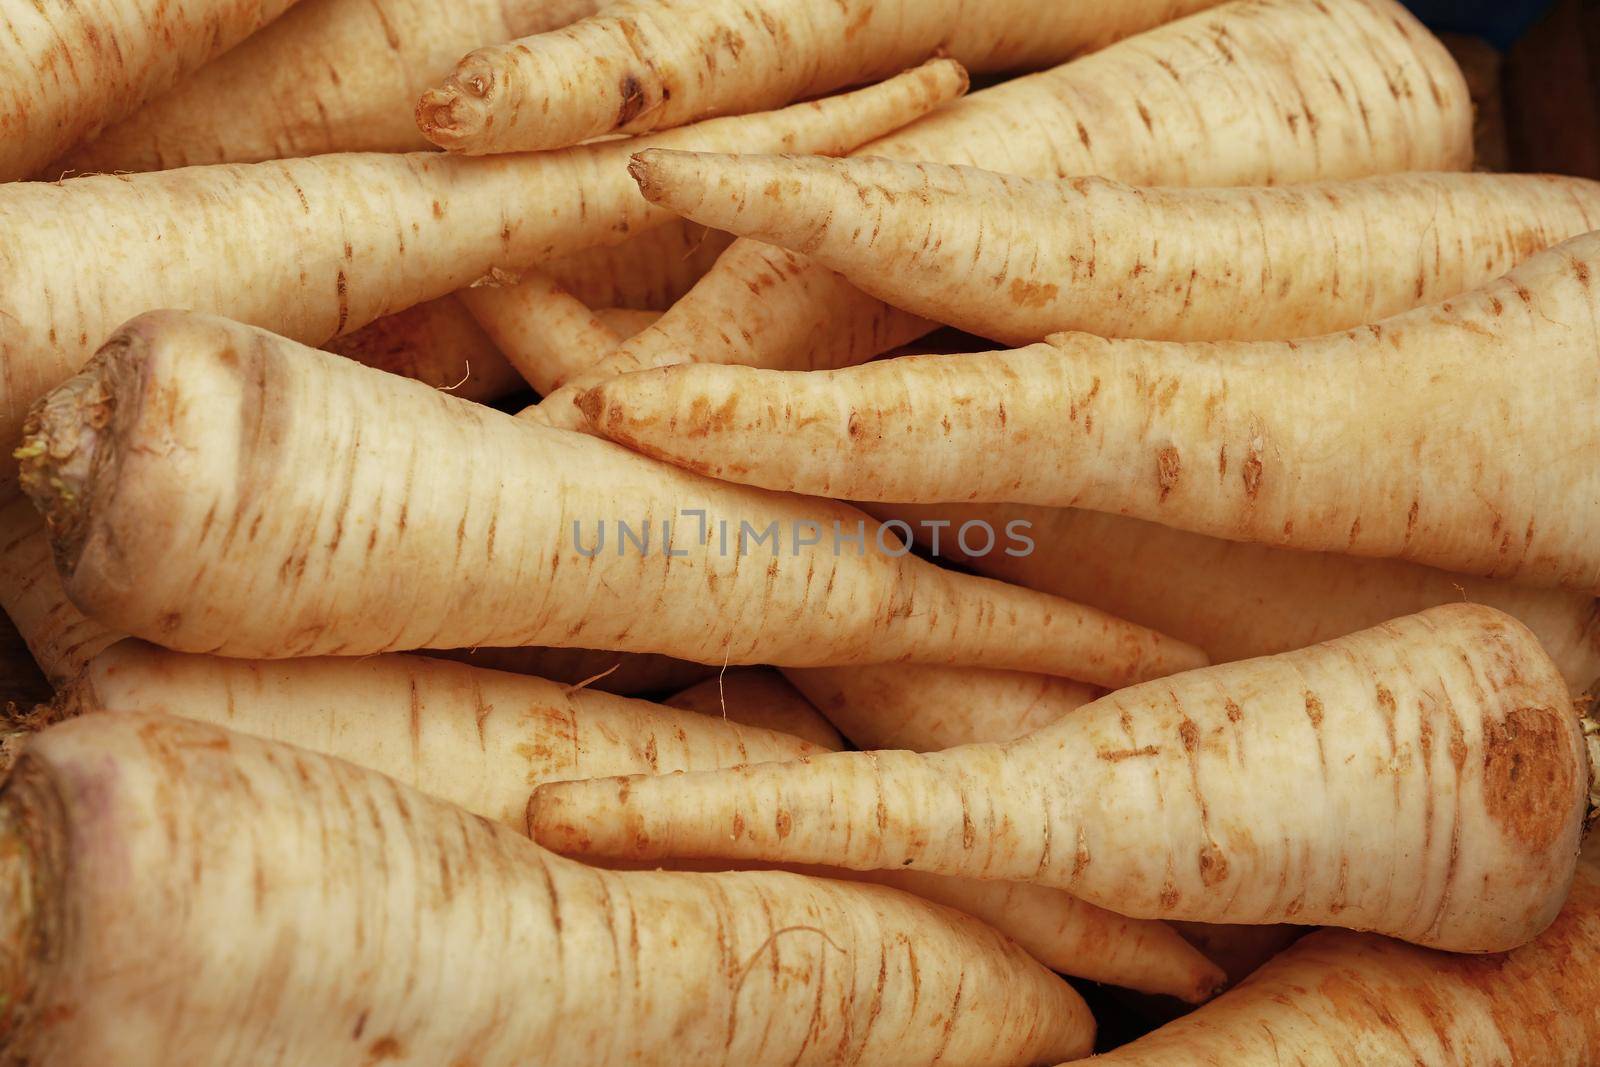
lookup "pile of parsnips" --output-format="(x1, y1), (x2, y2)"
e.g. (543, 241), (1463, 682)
(1, 0), (1599, 1063)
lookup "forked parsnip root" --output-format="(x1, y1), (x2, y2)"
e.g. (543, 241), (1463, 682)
(0, 711), (1093, 1065)
(531, 604), (1594, 953)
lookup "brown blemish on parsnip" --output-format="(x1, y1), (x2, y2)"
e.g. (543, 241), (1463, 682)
(1481, 705), (1579, 852)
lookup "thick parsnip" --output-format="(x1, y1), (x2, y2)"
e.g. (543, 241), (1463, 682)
(0, 711), (1093, 1065)
(0, 59), (964, 460)
(0, 0), (302, 181)
(584, 229), (1600, 593)
(666, 669), (844, 750)
(630, 154), (1600, 344)
(47, 641), (818, 826)
(540, 0), (1471, 423)
(0, 492), (118, 686)
(42, 641), (1219, 1002)
(879, 502), (1600, 692)
(1073, 866), (1600, 1064)
(49, 0), (602, 174)
(785, 664), (1098, 750)
(18, 312), (1202, 684)
(418, 0), (1221, 153)
(531, 605), (1595, 953)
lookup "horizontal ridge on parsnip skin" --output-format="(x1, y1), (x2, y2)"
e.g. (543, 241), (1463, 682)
(0, 711), (1093, 1066)
(529, 604), (1595, 954)
(550, 0), (1472, 427)
(0, 59), (963, 468)
(628, 153), (1600, 345)
(1059, 864), (1600, 1064)
(582, 228), (1600, 594)
(16, 310), (1203, 684)
(414, 0), (1221, 154)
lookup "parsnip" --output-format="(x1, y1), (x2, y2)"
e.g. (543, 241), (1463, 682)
(460, 270), (628, 395)
(531, 604), (1595, 953)
(546, 221), (735, 310)
(0, 0), (302, 181)
(0, 711), (1093, 1065)
(49, 641), (1217, 1002)
(418, 0), (1222, 153)
(18, 311), (1203, 685)
(630, 154), (1600, 344)
(49, 641), (818, 826)
(784, 664), (1098, 750)
(878, 502), (1600, 692)
(49, 0), (603, 174)
(666, 669), (844, 750)
(583, 229), (1600, 593)
(1072, 865), (1600, 1064)
(0, 59), (964, 461)
(538, 0), (1472, 424)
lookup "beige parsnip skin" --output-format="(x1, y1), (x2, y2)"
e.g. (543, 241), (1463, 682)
(0, 712), (1093, 1066)
(630, 155), (1600, 345)
(878, 502), (1600, 692)
(0, 59), (964, 464)
(540, 0), (1471, 424)
(18, 312), (1203, 685)
(49, 642), (820, 827)
(785, 663), (1099, 750)
(1070, 866), (1600, 1065)
(460, 269), (627, 395)
(531, 605), (1591, 953)
(50, 0), (602, 174)
(545, 221), (735, 311)
(0, 0), (302, 181)
(418, 0), (1221, 153)
(326, 293), (522, 404)
(666, 668), (845, 750)
(0, 491), (119, 686)
(584, 229), (1600, 593)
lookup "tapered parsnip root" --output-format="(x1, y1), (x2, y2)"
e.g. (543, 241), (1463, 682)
(0, 0), (302, 181)
(666, 669), (844, 750)
(584, 229), (1600, 593)
(0, 712), (1092, 1065)
(549, 0), (1471, 421)
(1073, 866), (1600, 1064)
(18, 311), (1202, 684)
(46, 641), (819, 826)
(0, 60), (963, 463)
(1170, 923), (1306, 988)
(0, 493), (119, 686)
(461, 270), (626, 395)
(531, 605), (1590, 952)
(877, 502), (1600, 693)
(630, 155), (1600, 344)
(418, 0), (1221, 153)
(784, 664), (1099, 749)
(48, 0), (604, 173)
